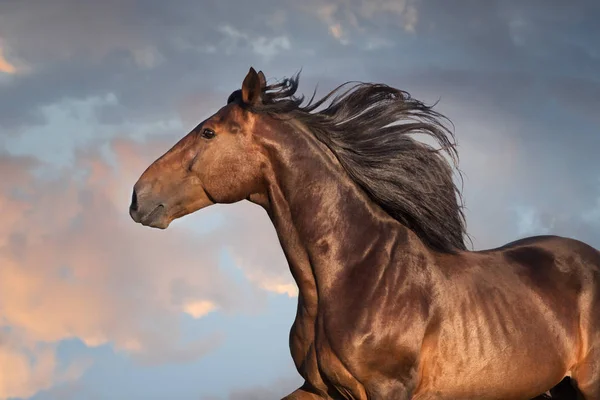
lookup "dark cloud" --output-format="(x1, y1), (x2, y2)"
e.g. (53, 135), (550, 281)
(0, 0), (310, 131)
(546, 77), (600, 127)
(0, 0), (596, 133)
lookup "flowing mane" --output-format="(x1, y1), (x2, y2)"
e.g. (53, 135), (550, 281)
(228, 72), (468, 253)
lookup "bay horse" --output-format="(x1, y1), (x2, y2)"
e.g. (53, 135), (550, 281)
(129, 68), (600, 399)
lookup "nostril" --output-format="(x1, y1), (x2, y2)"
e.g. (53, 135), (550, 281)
(130, 189), (138, 212)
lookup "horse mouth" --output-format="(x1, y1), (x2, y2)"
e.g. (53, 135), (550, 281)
(139, 204), (169, 229)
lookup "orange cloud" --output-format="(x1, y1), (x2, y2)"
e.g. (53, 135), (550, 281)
(0, 333), (90, 399)
(304, 0), (418, 44)
(0, 134), (295, 398)
(0, 46), (16, 74)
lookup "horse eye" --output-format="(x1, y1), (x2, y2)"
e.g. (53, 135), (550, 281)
(201, 128), (216, 139)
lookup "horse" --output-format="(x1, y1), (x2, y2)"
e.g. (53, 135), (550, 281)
(129, 67), (600, 399)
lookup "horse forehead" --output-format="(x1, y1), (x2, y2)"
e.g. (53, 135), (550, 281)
(212, 104), (262, 133)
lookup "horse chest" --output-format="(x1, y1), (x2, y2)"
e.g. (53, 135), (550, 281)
(310, 302), (424, 399)
(313, 326), (368, 398)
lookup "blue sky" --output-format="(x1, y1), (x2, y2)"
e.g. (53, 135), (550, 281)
(0, 0), (599, 398)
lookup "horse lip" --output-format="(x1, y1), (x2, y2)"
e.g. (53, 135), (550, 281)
(139, 204), (167, 228)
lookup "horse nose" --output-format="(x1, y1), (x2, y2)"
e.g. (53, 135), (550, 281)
(129, 188), (141, 221)
(130, 189), (139, 211)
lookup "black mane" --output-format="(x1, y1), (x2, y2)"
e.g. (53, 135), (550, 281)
(230, 72), (469, 253)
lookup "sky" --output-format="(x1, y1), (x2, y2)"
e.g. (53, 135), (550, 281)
(0, 0), (599, 399)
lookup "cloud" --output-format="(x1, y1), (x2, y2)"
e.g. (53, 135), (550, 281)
(201, 376), (301, 400)
(306, 0), (418, 44)
(0, 0), (146, 67)
(0, 0), (598, 133)
(0, 0), (421, 131)
(183, 300), (218, 319)
(358, 60), (600, 250)
(0, 332), (89, 400)
(359, 0), (418, 32)
(217, 25), (291, 59)
(545, 77), (600, 127)
(0, 1), (599, 397)
(0, 45), (16, 74)
(0, 0), (304, 131)
(0, 133), (297, 398)
(131, 45), (164, 70)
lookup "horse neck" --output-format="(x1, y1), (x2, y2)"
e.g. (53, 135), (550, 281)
(255, 119), (415, 303)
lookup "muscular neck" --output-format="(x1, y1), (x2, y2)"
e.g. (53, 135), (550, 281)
(248, 119), (419, 390)
(253, 120), (408, 303)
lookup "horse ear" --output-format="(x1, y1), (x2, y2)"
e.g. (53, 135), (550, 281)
(241, 67), (262, 106)
(257, 70), (266, 89)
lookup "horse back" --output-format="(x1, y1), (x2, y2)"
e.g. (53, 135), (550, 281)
(416, 235), (600, 398)
(480, 234), (600, 346)
(493, 234), (600, 311)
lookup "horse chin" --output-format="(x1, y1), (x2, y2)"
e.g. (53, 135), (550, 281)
(137, 204), (172, 229)
(142, 217), (171, 230)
